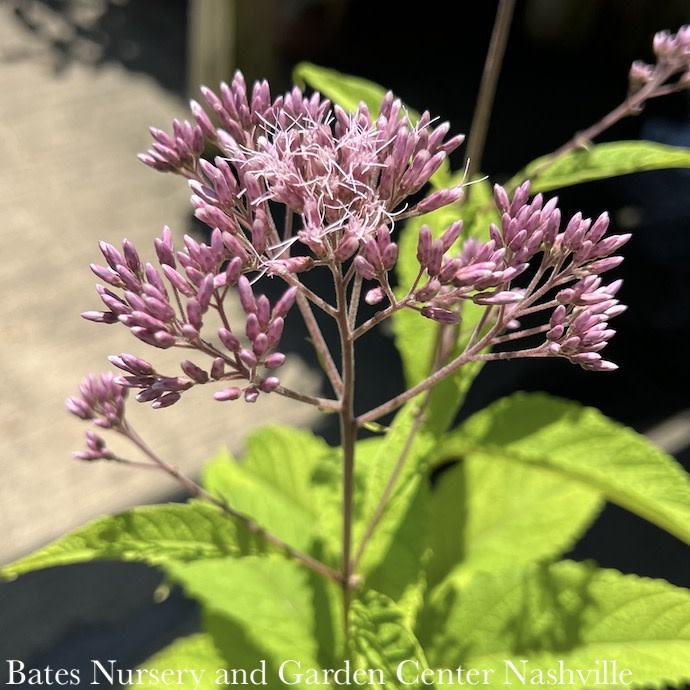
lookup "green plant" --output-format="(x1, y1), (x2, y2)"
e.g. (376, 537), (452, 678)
(4, 5), (690, 689)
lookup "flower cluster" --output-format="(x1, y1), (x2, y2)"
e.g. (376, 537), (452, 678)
(83, 225), (298, 407)
(629, 24), (690, 93)
(68, 69), (632, 463)
(400, 181), (630, 371)
(65, 373), (126, 460)
(140, 71), (465, 269)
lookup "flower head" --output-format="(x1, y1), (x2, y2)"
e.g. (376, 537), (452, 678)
(66, 372), (128, 429)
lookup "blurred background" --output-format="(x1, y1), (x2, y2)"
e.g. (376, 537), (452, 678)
(1, 0), (689, 686)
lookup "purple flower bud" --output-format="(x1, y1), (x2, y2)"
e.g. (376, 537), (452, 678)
(90, 263), (124, 287)
(259, 376), (280, 393)
(420, 306), (460, 324)
(266, 317), (284, 348)
(335, 236), (360, 261)
(214, 387), (242, 401)
(243, 172), (263, 203)
(472, 290), (524, 305)
(353, 255), (376, 280)
(452, 265), (494, 288)
(194, 204), (238, 235)
(365, 287), (385, 305)
(427, 240), (444, 277)
(122, 239), (142, 274)
(138, 153), (174, 171)
(143, 295), (176, 323)
(381, 242), (399, 271)
(493, 184), (511, 214)
(547, 324), (565, 341)
(124, 290), (147, 313)
(264, 352), (286, 369)
(587, 256), (624, 274)
(510, 181), (531, 215)
(244, 386), (260, 403)
(550, 304), (567, 326)
(413, 185), (464, 215)
(237, 276), (257, 315)
(197, 274), (214, 312)
(251, 208), (269, 254)
(116, 264), (142, 293)
(256, 295), (271, 329)
(253, 333), (269, 357)
(180, 360), (209, 384)
(186, 297), (203, 330)
(162, 265), (194, 296)
(98, 288), (130, 316)
(440, 221), (463, 253)
(266, 257), (314, 276)
(180, 324), (199, 339)
(153, 330), (177, 348)
(415, 279), (441, 302)
(65, 396), (92, 420)
(130, 310), (169, 333)
(417, 225), (432, 266)
(211, 357), (225, 379)
(190, 98), (216, 140)
(108, 354), (154, 376)
(589, 234), (632, 259)
(99, 242), (124, 271)
(219, 327), (241, 352)
(239, 348), (258, 369)
(245, 312), (261, 341)
(152, 392), (182, 409)
(81, 310), (118, 324)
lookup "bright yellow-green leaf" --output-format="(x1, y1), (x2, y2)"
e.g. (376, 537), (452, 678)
(0, 502), (248, 580)
(419, 560), (690, 690)
(437, 392), (690, 547)
(508, 140), (690, 194)
(351, 590), (434, 690)
(167, 556), (320, 688)
(202, 426), (332, 552)
(426, 455), (603, 586)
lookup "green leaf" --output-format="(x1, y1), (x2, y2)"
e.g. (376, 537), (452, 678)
(351, 589), (434, 690)
(292, 62), (420, 124)
(125, 633), (224, 689)
(436, 392), (690, 547)
(355, 402), (436, 619)
(0, 501), (249, 579)
(167, 556), (321, 686)
(507, 141), (690, 194)
(391, 176), (499, 433)
(426, 454), (603, 586)
(419, 560), (690, 690)
(202, 426), (332, 552)
(229, 424), (331, 514)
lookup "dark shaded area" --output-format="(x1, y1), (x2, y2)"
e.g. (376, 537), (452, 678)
(4, 0), (188, 94)
(3, 0), (690, 686)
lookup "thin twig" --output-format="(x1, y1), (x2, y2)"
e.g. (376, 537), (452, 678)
(295, 290), (344, 397)
(352, 399), (428, 572)
(463, 0), (518, 183)
(119, 422), (341, 582)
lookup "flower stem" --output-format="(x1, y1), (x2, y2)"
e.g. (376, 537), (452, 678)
(119, 421), (341, 583)
(333, 263), (357, 642)
(352, 398), (427, 572)
(463, 0), (517, 184)
(524, 63), (678, 183)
